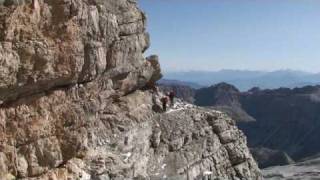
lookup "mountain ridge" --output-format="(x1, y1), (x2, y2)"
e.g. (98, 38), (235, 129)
(164, 70), (320, 91)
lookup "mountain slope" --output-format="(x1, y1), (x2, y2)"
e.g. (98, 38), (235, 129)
(195, 83), (256, 122)
(193, 83), (320, 164)
(239, 85), (320, 160)
(251, 147), (295, 168)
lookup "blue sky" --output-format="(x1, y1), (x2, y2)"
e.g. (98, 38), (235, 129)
(138, 0), (320, 73)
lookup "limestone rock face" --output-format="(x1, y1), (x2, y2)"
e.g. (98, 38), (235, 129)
(148, 105), (262, 180)
(0, 0), (261, 179)
(0, 0), (155, 103)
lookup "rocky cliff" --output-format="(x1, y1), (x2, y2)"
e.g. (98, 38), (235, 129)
(0, 0), (261, 179)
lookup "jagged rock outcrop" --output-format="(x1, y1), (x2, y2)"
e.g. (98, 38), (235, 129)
(149, 104), (261, 180)
(0, 0), (261, 179)
(0, 0), (156, 103)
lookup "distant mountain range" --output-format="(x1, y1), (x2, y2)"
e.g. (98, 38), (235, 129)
(157, 79), (203, 89)
(163, 70), (320, 91)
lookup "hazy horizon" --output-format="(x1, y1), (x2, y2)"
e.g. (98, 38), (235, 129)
(161, 68), (320, 91)
(163, 68), (320, 74)
(139, 0), (320, 73)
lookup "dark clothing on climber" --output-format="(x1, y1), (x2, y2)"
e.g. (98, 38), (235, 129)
(168, 91), (175, 107)
(161, 97), (168, 112)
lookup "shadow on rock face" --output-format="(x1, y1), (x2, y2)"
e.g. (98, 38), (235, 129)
(152, 104), (162, 113)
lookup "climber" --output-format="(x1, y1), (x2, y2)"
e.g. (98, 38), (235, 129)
(168, 91), (175, 107)
(160, 96), (168, 112)
(151, 84), (159, 95)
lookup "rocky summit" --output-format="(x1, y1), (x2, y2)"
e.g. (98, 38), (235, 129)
(0, 0), (261, 179)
